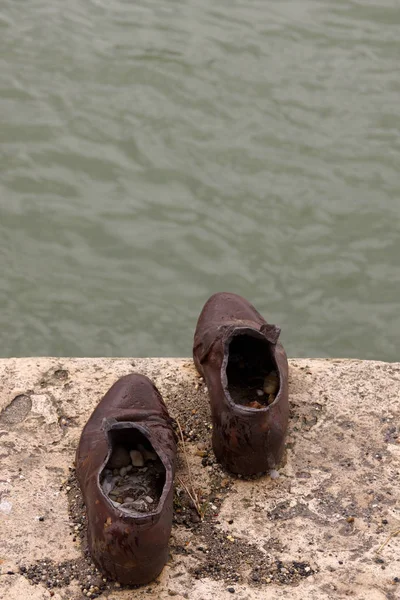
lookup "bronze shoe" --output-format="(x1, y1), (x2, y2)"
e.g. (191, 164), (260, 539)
(75, 373), (176, 585)
(193, 292), (289, 476)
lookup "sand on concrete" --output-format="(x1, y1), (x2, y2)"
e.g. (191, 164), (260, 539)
(0, 357), (399, 600)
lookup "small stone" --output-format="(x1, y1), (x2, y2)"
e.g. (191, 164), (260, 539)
(66, 486), (71, 492)
(256, 389), (264, 397)
(130, 450), (144, 467)
(305, 566), (311, 572)
(247, 401), (263, 409)
(195, 450), (207, 458)
(38, 516), (44, 522)
(108, 446), (131, 469)
(270, 469), (280, 480)
(346, 516), (354, 523)
(120, 467), (127, 477)
(102, 473), (114, 495)
(138, 444), (158, 462)
(263, 372), (279, 395)
(115, 582), (121, 587)
(131, 499), (147, 511)
(227, 535), (235, 542)
(227, 588), (235, 593)
(144, 450), (157, 462)
(145, 496), (154, 503)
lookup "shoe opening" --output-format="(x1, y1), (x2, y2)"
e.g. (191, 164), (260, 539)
(100, 428), (166, 514)
(226, 333), (280, 409)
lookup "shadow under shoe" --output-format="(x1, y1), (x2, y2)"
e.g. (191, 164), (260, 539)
(193, 292), (289, 476)
(75, 373), (177, 585)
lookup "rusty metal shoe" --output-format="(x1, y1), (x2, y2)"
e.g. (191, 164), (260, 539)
(75, 373), (177, 585)
(193, 292), (289, 476)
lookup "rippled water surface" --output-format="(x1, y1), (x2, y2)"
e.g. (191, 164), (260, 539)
(1, 0), (399, 360)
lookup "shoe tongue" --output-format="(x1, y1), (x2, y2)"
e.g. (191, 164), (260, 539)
(260, 323), (281, 344)
(221, 321), (281, 345)
(195, 321), (281, 365)
(101, 413), (169, 434)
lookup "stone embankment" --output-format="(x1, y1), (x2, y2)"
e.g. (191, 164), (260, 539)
(0, 358), (399, 600)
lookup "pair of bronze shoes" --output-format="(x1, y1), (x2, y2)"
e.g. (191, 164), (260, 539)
(75, 293), (289, 586)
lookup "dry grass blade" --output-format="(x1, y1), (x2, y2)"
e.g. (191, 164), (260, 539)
(177, 476), (198, 509)
(376, 528), (400, 554)
(176, 418), (203, 519)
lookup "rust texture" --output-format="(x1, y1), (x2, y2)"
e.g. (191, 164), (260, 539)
(193, 292), (289, 476)
(75, 373), (177, 585)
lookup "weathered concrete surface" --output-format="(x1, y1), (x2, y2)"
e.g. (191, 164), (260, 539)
(0, 358), (399, 600)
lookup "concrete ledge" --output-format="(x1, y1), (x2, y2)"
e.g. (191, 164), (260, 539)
(0, 358), (399, 600)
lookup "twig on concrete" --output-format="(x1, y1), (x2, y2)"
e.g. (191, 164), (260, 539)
(177, 476), (199, 511)
(376, 528), (400, 554)
(175, 418), (203, 519)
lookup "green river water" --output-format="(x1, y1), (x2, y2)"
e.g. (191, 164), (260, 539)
(1, 0), (399, 360)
